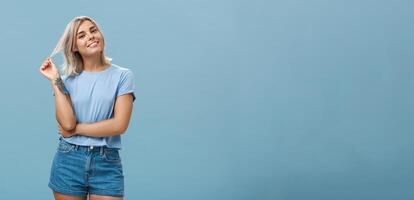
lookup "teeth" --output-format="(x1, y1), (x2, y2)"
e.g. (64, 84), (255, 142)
(89, 41), (98, 47)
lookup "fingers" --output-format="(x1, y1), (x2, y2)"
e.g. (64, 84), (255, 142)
(39, 57), (57, 73)
(40, 58), (50, 71)
(48, 57), (55, 66)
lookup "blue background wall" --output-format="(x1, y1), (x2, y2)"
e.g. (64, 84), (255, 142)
(0, 0), (413, 199)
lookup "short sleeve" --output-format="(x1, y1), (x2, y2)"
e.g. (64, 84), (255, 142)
(117, 70), (136, 102)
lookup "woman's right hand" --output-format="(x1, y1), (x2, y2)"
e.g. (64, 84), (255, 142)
(39, 58), (60, 80)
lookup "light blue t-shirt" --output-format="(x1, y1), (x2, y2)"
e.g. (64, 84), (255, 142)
(58, 64), (135, 149)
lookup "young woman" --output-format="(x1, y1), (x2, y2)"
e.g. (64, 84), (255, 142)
(39, 16), (135, 200)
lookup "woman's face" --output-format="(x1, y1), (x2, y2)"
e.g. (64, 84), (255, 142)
(74, 20), (104, 57)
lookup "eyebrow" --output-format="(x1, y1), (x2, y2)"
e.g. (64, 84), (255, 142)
(77, 26), (97, 35)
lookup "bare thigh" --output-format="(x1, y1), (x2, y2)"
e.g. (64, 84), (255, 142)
(89, 194), (123, 200)
(53, 192), (87, 200)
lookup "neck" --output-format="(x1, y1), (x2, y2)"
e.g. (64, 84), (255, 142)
(82, 54), (107, 72)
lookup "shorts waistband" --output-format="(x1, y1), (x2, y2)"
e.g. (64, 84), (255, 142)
(59, 137), (109, 153)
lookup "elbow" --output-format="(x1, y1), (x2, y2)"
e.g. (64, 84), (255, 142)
(61, 122), (76, 131)
(118, 127), (127, 135)
(116, 124), (129, 135)
(60, 118), (77, 131)
(57, 113), (77, 131)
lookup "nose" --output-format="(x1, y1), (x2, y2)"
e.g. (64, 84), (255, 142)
(87, 33), (95, 41)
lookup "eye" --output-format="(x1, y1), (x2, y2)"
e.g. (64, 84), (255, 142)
(78, 35), (85, 39)
(91, 28), (97, 33)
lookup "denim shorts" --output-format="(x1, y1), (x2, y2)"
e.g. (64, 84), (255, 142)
(48, 138), (124, 197)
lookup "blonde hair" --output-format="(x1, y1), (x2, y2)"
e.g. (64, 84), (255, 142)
(51, 16), (111, 76)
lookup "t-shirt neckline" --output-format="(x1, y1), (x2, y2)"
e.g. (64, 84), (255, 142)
(81, 65), (113, 74)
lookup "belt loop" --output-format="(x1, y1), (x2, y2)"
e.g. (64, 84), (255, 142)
(100, 147), (104, 156)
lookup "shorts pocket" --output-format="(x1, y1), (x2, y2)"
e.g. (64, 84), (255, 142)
(57, 141), (74, 153)
(103, 149), (121, 163)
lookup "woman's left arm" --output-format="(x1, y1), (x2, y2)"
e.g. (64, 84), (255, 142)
(60, 94), (134, 137)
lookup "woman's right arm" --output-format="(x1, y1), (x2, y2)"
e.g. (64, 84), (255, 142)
(40, 58), (76, 131)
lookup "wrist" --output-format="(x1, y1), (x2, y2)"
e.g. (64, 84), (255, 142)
(75, 124), (84, 135)
(50, 77), (62, 87)
(50, 76), (61, 82)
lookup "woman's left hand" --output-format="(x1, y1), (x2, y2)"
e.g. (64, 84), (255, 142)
(58, 123), (77, 138)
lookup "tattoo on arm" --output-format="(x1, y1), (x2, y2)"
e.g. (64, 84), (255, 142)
(54, 77), (65, 94)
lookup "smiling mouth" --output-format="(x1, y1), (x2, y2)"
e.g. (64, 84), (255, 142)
(87, 41), (99, 47)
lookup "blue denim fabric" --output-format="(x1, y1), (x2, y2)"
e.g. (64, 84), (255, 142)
(48, 138), (124, 197)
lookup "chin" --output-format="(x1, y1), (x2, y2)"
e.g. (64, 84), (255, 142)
(83, 49), (102, 57)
